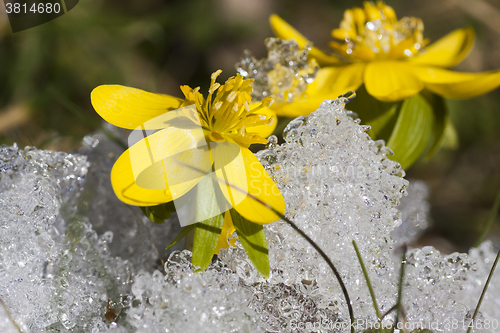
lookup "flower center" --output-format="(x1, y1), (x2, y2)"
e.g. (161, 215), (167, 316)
(179, 70), (274, 147)
(330, 1), (428, 61)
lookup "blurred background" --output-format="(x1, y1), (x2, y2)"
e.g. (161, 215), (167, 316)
(0, 0), (499, 252)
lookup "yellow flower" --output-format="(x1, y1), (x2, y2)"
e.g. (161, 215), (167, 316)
(269, 1), (500, 117)
(91, 70), (285, 254)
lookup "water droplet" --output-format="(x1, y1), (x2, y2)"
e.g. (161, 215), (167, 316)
(266, 135), (278, 149)
(337, 90), (357, 105)
(283, 116), (307, 140)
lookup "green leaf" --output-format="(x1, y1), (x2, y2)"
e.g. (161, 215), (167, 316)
(141, 201), (176, 224)
(230, 209), (270, 278)
(386, 93), (435, 169)
(347, 85), (402, 141)
(165, 224), (196, 250)
(192, 215), (224, 272)
(191, 174), (225, 272)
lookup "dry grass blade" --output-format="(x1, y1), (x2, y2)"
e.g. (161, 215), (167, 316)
(0, 298), (23, 333)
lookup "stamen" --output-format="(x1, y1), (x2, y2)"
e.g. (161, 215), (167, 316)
(227, 91), (237, 102)
(262, 97), (274, 107)
(179, 70), (271, 146)
(249, 97), (275, 115)
(205, 83), (221, 120)
(211, 69), (222, 81)
(330, 2), (427, 60)
(209, 83), (220, 95)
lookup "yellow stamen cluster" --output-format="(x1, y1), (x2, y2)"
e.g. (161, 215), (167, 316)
(179, 70), (274, 147)
(330, 1), (428, 61)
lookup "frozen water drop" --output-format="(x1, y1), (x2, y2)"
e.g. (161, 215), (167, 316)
(283, 116), (307, 141)
(266, 135), (278, 149)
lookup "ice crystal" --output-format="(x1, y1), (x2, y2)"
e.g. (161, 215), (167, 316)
(108, 250), (262, 333)
(392, 180), (431, 246)
(220, 98), (408, 330)
(1, 100), (500, 332)
(79, 129), (184, 271)
(236, 37), (319, 103)
(0, 144), (123, 332)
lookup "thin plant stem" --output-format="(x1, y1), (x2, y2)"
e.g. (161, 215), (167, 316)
(381, 305), (397, 320)
(473, 187), (500, 247)
(284, 219), (355, 333)
(392, 244), (407, 333)
(466, 247), (500, 333)
(177, 161), (355, 333)
(352, 240), (385, 333)
(0, 298), (23, 333)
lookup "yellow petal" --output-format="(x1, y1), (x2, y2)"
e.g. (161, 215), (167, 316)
(364, 61), (424, 102)
(270, 64), (365, 117)
(246, 104), (277, 139)
(214, 211), (237, 255)
(269, 14), (343, 66)
(413, 66), (500, 99)
(91, 85), (183, 130)
(213, 143), (285, 224)
(112, 127), (212, 206)
(111, 149), (173, 206)
(410, 27), (475, 68)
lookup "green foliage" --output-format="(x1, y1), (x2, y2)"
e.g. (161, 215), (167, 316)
(165, 224), (196, 251)
(348, 86), (448, 169)
(348, 85), (402, 141)
(230, 209), (270, 278)
(141, 201), (176, 224)
(191, 175), (226, 272)
(386, 93), (435, 169)
(191, 213), (224, 272)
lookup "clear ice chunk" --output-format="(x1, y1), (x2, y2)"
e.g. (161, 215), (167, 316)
(392, 180), (431, 246)
(236, 38), (319, 103)
(1, 99), (499, 332)
(0, 144), (131, 332)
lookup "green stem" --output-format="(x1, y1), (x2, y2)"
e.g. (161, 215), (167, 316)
(473, 187), (500, 247)
(466, 248), (500, 333)
(352, 240), (384, 333)
(284, 219), (355, 333)
(392, 245), (407, 333)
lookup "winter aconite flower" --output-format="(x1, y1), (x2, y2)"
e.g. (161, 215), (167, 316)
(269, 1), (500, 116)
(91, 71), (285, 275)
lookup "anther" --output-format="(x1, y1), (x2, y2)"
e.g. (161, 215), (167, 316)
(262, 97), (274, 107)
(227, 91), (237, 102)
(209, 83), (220, 94)
(211, 70), (222, 81)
